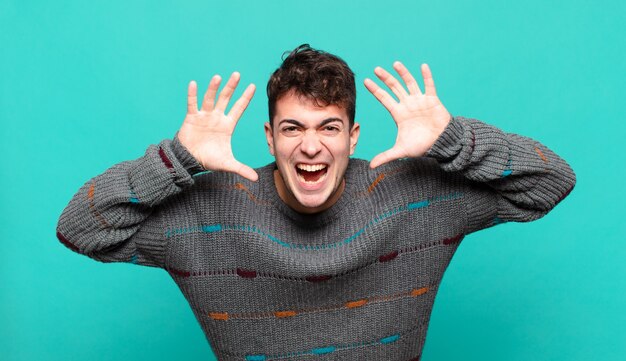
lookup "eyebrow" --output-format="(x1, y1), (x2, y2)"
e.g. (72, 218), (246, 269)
(278, 117), (345, 128)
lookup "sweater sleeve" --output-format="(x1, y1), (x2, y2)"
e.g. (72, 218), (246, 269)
(55, 135), (205, 268)
(425, 116), (576, 234)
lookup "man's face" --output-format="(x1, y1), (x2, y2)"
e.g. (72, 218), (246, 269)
(264, 91), (360, 214)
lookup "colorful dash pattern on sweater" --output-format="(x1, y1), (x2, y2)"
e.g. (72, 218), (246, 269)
(56, 117), (576, 360)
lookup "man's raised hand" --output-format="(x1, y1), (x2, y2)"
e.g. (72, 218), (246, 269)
(177, 72), (258, 181)
(364, 62), (452, 169)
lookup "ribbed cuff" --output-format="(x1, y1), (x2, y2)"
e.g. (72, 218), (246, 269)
(425, 116), (465, 161)
(171, 133), (206, 176)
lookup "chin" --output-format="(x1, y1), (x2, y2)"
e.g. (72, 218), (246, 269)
(295, 193), (331, 209)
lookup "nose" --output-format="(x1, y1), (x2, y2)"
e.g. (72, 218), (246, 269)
(300, 129), (322, 157)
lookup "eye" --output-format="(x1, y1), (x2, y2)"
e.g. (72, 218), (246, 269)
(281, 126), (301, 136)
(321, 125), (341, 134)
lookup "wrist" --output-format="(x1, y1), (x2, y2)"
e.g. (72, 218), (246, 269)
(425, 115), (464, 159)
(171, 133), (206, 175)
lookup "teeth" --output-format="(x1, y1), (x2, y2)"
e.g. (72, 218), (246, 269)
(296, 164), (327, 172)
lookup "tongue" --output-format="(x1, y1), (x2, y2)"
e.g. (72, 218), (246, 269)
(301, 168), (326, 182)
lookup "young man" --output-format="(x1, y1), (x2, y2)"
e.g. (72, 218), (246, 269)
(57, 44), (576, 360)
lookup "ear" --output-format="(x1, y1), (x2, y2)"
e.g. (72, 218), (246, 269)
(349, 122), (360, 156)
(264, 122), (275, 156)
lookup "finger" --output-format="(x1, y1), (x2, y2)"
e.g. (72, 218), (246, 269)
(215, 72), (241, 112)
(228, 84), (256, 121)
(421, 64), (437, 96)
(369, 147), (405, 169)
(364, 78), (398, 113)
(187, 81), (198, 114)
(374, 66), (408, 100)
(393, 61), (422, 95)
(201, 75), (221, 111)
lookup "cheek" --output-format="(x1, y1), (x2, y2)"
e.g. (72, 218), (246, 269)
(274, 143), (294, 163)
(329, 141), (352, 158)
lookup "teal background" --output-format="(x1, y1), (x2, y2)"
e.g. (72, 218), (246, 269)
(1, 0), (624, 360)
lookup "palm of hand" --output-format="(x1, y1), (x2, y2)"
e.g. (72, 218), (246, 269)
(177, 73), (258, 181)
(179, 110), (237, 170)
(364, 62), (451, 168)
(390, 95), (451, 159)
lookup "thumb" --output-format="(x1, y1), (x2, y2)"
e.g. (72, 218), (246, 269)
(369, 147), (404, 169)
(229, 159), (259, 182)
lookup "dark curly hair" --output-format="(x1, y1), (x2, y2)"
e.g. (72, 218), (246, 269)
(267, 44), (356, 128)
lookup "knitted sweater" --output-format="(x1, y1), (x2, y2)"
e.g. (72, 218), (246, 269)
(56, 116), (576, 360)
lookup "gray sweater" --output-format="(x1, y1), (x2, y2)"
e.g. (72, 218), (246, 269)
(56, 116), (576, 360)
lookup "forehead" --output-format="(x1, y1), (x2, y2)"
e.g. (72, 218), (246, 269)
(274, 92), (349, 126)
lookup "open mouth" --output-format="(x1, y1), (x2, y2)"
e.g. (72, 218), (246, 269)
(295, 163), (328, 184)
